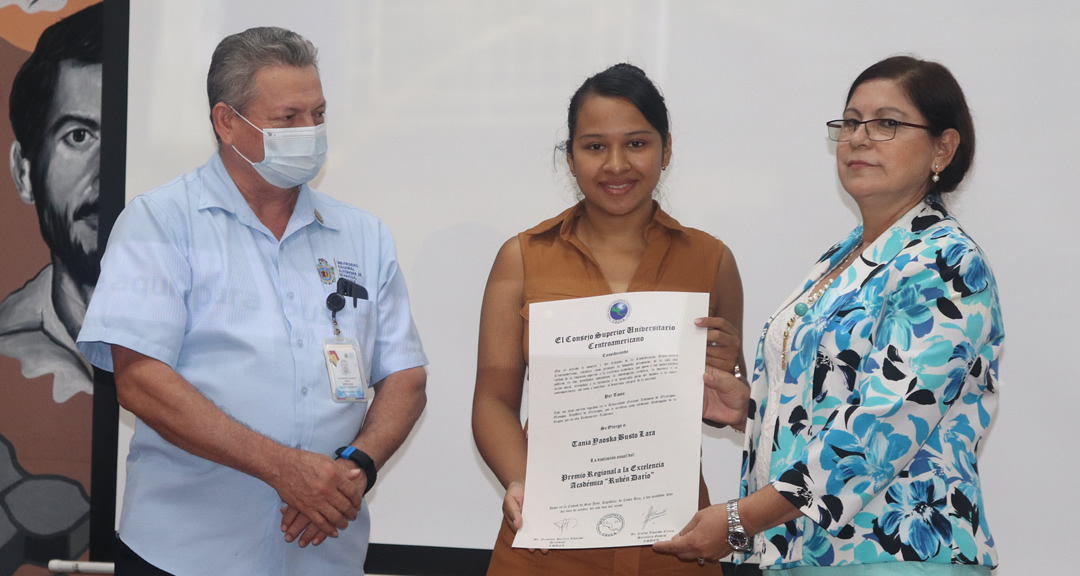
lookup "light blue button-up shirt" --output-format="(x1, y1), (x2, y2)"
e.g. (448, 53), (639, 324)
(78, 153), (427, 575)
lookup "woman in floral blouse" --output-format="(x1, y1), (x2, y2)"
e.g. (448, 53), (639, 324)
(655, 56), (1003, 576)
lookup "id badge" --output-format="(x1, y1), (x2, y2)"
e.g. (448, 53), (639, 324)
(323, 337), (369, 402)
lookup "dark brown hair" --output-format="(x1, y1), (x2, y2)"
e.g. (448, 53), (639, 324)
(847, 56), (975, 194)
(9, 3), (102, 167)
(566, 63), (669, 157)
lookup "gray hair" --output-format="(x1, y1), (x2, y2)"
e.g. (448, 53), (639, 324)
(207, 26), (318, 138)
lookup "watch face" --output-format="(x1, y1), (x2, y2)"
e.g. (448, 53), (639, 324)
(728, 530), (750, 551)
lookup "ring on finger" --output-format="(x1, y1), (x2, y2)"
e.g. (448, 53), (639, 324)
(733, 365), (743, 379)
(697, 558), (706, 566)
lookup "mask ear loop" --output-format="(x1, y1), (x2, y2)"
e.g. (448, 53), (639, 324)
(228, 106), (265, 165)
(229, 105), (266, 134)
(231, 143), (259, 166)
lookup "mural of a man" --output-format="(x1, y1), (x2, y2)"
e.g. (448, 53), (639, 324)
(1, 2), (100, 401)
(0, 3), (101, 574)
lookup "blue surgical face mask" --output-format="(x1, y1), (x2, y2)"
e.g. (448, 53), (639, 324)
(230, 106), (327, 188)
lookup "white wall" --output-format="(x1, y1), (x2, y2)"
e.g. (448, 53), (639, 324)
(122, 1), (1080, 571)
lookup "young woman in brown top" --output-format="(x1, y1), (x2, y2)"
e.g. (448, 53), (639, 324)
(472, 64), (754, 575)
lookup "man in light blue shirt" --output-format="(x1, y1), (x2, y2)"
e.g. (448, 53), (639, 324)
(77, 27), (427, 575)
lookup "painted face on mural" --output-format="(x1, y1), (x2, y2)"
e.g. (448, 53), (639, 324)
(31, 59), (103, 284)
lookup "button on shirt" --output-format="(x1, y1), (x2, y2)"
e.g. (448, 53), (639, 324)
(77, 153), (427, 576)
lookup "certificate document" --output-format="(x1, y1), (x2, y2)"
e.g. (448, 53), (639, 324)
(514, 291), (708, 549)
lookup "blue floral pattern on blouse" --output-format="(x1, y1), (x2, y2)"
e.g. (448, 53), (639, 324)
(738, 199), (1002, 569)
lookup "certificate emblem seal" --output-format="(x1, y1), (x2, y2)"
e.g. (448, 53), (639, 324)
(607, 299), (630, 323)
(596, 513), (625, 537)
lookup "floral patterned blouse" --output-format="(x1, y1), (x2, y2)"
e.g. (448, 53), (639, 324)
(738, 198), (1003, 570)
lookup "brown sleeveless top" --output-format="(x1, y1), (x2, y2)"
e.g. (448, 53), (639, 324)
(519, 201), (725, 361)
(486, 201), (730, 575)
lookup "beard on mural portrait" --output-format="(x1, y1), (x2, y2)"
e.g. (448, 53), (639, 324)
(0, 2), (103, 573)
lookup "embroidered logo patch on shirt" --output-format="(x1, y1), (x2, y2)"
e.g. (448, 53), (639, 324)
(317, 258), (336, 284)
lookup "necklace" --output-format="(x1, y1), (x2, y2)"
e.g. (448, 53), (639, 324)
(780, 242), (862, 370)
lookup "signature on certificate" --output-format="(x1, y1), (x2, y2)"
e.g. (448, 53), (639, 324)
(641, 505), (667, 529)
(554, 517), (578, 536)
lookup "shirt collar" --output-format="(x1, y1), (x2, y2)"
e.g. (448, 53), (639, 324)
(302, 188), (341, 232)
(525, 200), (688, 240)
(647, 203), (689, 236)
(284, 184), (340, 235)
(197, 152), (339, 235)
(0, 265), (92, 399)
(197, 152), (246, 214)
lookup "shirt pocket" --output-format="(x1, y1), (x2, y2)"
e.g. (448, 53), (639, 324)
(331, 297), (377, 383)
(334, 297), (376, 339)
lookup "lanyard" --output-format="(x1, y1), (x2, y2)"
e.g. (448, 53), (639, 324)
(325, 277), (369, 336)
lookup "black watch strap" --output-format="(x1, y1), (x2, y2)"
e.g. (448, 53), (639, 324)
(335, 446), (377, 494)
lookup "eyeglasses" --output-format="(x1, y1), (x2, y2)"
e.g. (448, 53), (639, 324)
(826, 118), (930, 142)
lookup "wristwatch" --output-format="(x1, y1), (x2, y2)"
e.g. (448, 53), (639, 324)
(726, 499), (752, 552)
(335, 446), (377, 494)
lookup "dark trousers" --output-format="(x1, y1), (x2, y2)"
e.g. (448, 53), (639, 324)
(722, 562), (763, 576)
(116, 537), (175, 576)
(116, 533), (758, 576)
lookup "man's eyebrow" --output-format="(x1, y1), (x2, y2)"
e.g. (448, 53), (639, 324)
(274, 100), (328, 114)
(48, 113), (100, 133)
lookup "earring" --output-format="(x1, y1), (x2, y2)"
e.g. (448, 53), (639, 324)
(931, 165), (940, 183)
(570, 172), (576, 177)
(662, 166), (667, 171)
